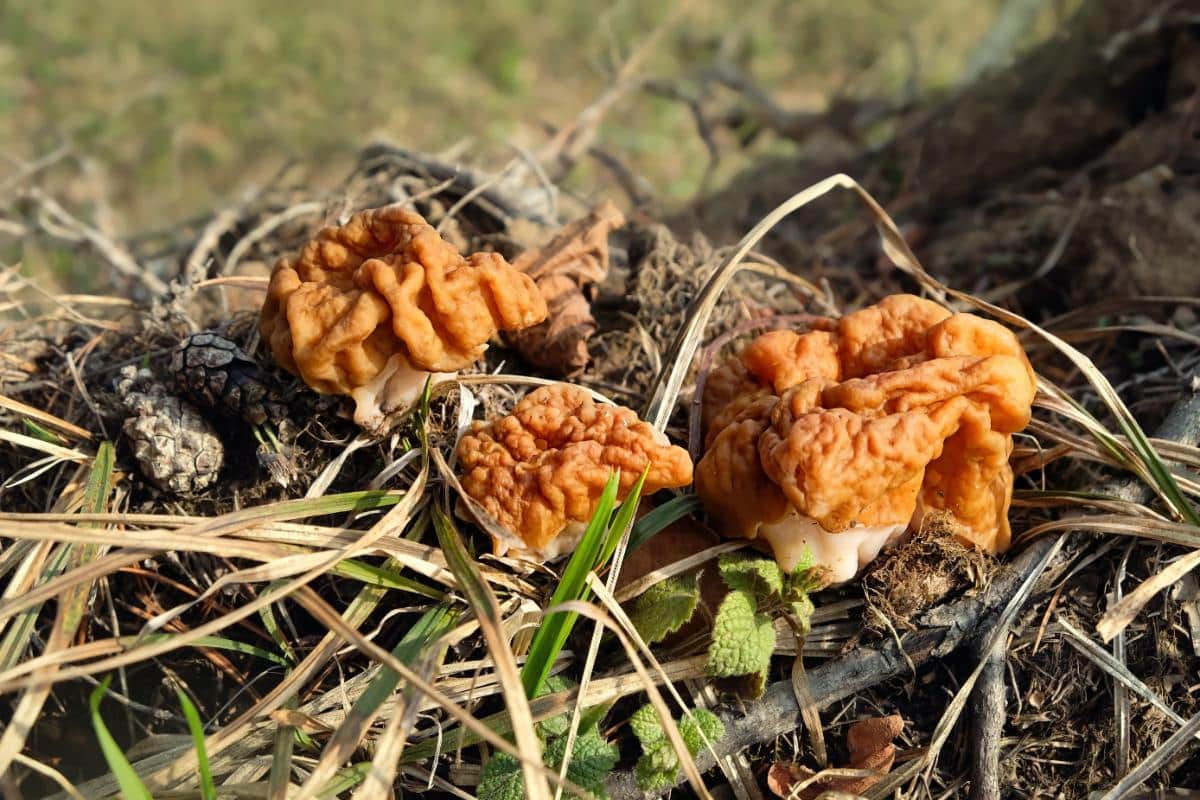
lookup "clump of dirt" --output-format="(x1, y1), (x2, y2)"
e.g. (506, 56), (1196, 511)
(862, 513), (994, 632)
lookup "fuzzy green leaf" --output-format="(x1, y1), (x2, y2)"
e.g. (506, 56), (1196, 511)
(707, 589), (775, 678)
(634, 742), (680, 792)
(546, 726), (619, 798)
(480, 725), (618, 800)
(631, 705), (726, 791)
(788, 595), (816, 637)
(629, 703), (666, 747)
(679, 709), (725, 755)
(478, 753), (524, 800)
(718, 553), (783, 599)
(536, 675), (577, 738)
(628, 572), (701, 644)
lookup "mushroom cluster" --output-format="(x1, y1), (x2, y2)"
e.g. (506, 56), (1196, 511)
(455, 383), (694, 560)
(696, 295), (1035, 583)
(259, 206), (547, 431)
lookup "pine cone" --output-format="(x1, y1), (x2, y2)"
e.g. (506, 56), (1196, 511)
(116, 367), (224, 495)
(169, 332), (285, 426)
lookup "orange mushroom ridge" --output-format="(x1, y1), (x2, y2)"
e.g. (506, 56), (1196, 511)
(695, 295), (1035, 584)
(259, 206), (548, 431)
(456, 383), (694, 560)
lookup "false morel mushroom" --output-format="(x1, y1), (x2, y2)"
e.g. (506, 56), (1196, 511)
(456, 383), (693, 560)
(259, 206), (548, 431)
(696, 295), (1035, 583)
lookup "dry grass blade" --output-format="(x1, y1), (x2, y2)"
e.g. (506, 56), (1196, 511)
(0, 394), (93, 440)
(1096, 713), (1200, 800)
(1098, 548), (1200, 642)
(12, 752), (87, 800)
(1056, 617), (1195, 733)
(289, 585), (593, 797)
(0, 429), (90, 462)
(555, 594), (715, 800)
(0, 442), (114, 776)
(0, 490), (403, 628)
(297, 605), (459, 799)
(433, 506), (552, 800)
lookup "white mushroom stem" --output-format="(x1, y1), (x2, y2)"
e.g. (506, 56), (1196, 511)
(492, 519), (588, 562)
(350, 352), (454, 431)
(757, 511), (908, 584)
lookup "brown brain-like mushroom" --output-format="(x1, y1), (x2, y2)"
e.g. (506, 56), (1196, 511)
(259, 206), (547, 430)
(695, 295), (1035, 583)
(456, 383), (694, 560)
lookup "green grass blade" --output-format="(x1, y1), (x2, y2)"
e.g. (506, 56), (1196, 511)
(128, 633), (293, 668)
(174, 686), (216, 800)
(258, 590), (298, 665)
(521, 471), (620, 698)
(352, 604), (459, 716)
(332, 557), (444, 600)
(627, 494), (702, 553)
(302, 603), (459, 795)
(89, 677), (153, 800)
(598, 467), (649, 566)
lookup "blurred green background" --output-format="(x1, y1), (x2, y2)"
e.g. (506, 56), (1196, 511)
(3, 1), (1073, 250)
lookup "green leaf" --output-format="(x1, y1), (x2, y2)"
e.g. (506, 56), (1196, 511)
(478, 726), (618, 800)
(628, 572), (701, 644)
(635, 742), (680, 792)
(629, 703), (666, 747)
(718, 553), (783, 600)
(598, 466), (650, 566)
(788, 595), (816, 637)
(174, 686), (216, 800)
(630, 704), (725, 792)
(478, 753), (525, 800)
(257, 591), (298, 665)
(535, 675), (577, 738)
(89, 677), (153, 800)
(679, 709), (725, 755)
(707, 589), (775, 679)
(546, 726), (619, 798)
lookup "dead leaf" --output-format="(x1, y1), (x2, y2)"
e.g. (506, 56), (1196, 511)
(768, 715), (904, 799)
(507, 200), (625, 374)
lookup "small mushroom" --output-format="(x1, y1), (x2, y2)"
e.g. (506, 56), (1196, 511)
(455, 383), (693, 560)
(696, 295), (1035, 583)
(259, 206), (548, 431)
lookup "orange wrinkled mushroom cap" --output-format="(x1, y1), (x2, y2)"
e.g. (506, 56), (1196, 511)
(696, 295), (1035, 578)
(259, 206), (547, 428)
(456, 383), (694, 559)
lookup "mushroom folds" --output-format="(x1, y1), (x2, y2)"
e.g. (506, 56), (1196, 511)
(696, 295), (1035, 583)
(456, 383), (694, 560)
(259, 206), (547, 430)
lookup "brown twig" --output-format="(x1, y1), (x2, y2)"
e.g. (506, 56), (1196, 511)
(967, 635), (1007, 800)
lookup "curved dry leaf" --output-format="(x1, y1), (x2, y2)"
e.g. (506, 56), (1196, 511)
(508, 201), (626, 374)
